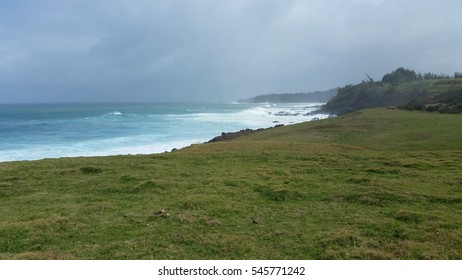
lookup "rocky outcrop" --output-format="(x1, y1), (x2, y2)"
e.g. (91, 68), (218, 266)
(207, 125), (283, 143)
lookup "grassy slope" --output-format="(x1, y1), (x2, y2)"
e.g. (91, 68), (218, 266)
(1, 108), (461, 259)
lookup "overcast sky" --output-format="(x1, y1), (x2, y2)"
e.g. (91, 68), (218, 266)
(0, 0), (461, 103)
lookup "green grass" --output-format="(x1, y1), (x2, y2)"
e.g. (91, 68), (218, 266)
(0, 108), (461, 259)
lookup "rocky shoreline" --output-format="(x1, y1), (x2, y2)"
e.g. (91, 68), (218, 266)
(206, 125), (284, 143)
(205, 109), (329, 144)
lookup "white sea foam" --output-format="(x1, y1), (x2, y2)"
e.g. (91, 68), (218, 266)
(0, 138), (206, 162)
(180, 103), (327, 127)
(0, 102), (329, 162)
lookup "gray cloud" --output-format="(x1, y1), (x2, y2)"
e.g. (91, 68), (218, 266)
(1, 0), (461, 103)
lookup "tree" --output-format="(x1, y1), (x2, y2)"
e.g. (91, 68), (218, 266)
(381, 67), (418, 84)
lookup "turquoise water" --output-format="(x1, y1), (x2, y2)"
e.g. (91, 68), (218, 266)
(0, 102), (327, 162)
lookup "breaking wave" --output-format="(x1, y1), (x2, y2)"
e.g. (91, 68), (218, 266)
(0, 102), (329, 162)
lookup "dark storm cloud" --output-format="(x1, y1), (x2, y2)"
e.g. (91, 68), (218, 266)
(0, 0), (461, 103)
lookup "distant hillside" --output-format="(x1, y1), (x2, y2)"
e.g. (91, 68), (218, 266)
(323, 67), (462, 115)
(239, 88), (338, 103)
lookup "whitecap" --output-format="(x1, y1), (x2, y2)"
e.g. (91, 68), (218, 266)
(172, 103), (328, 127)
(0, 102), (330, 162)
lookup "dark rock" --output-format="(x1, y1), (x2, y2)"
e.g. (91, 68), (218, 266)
(207, 128), (257, 143)
(207, 125), (285, 143)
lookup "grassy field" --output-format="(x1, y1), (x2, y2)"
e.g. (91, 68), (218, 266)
(0, 108), (461, 259)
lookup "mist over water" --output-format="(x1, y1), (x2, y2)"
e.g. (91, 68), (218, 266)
(0, 103), (327, 162)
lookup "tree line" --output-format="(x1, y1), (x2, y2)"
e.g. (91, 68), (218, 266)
(381, 67), (456, 84)
(323, 67), (462, 115)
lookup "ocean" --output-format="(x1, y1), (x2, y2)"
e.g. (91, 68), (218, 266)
(0, 102), (328, 162)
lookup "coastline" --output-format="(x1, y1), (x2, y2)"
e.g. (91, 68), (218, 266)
(0, 122), (295, 163)
(206, 125), (283, 143)
(0, 102), (329, 163)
